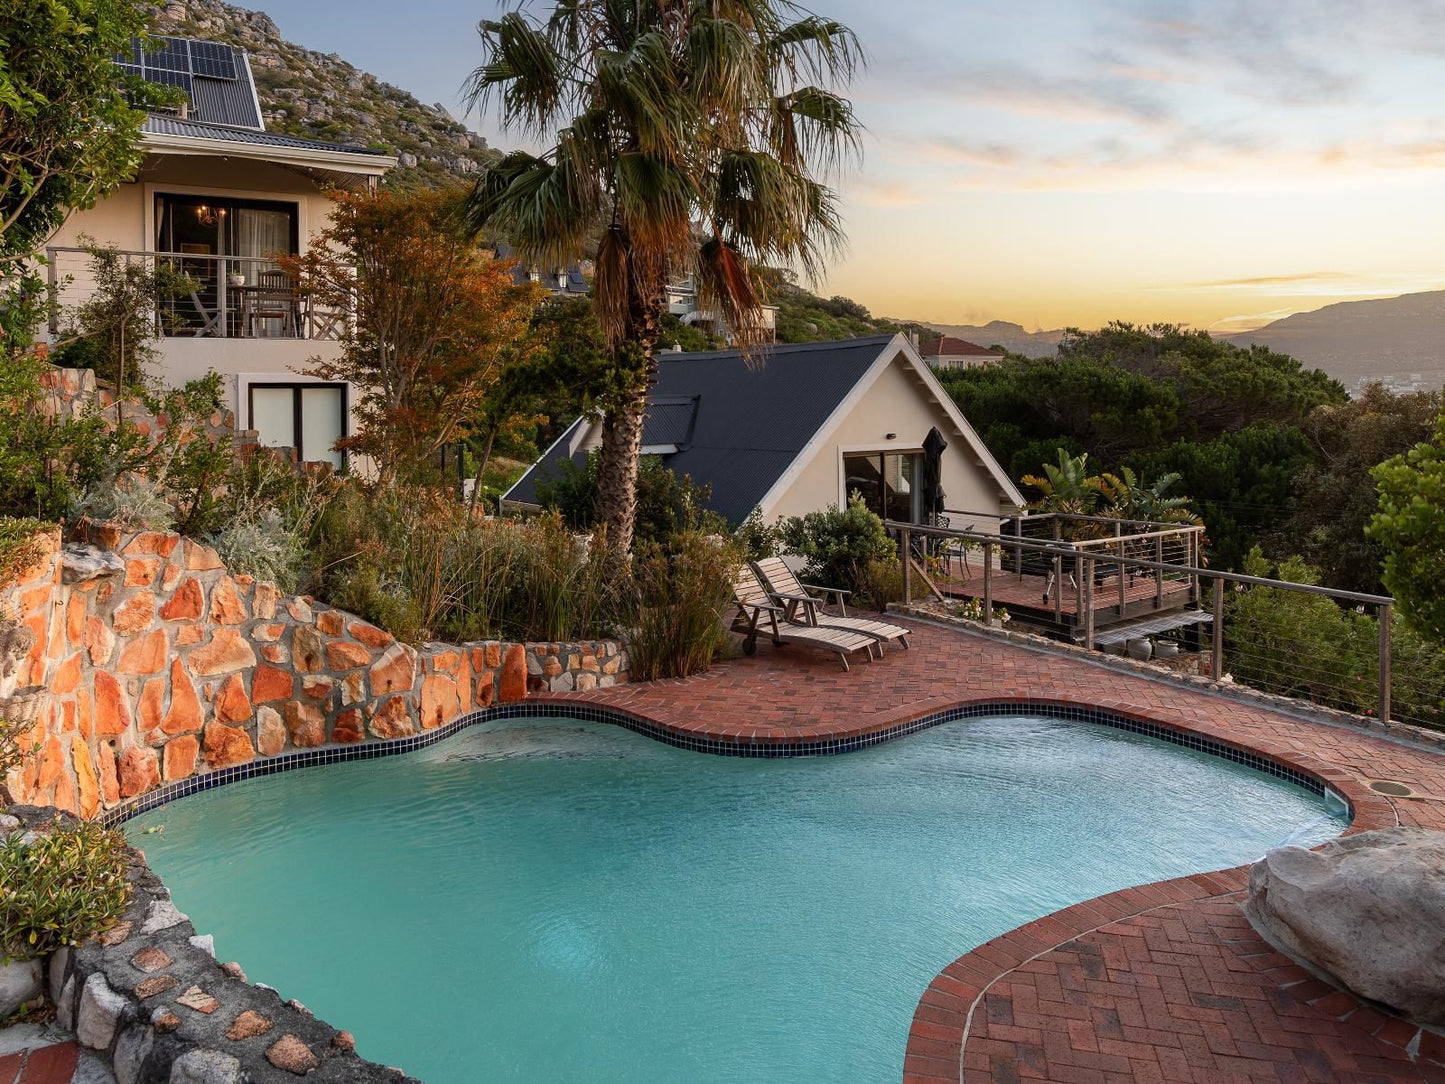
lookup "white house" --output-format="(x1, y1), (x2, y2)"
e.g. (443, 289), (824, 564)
(504, 334), (1024, 525)
(44, 35), (396, 471)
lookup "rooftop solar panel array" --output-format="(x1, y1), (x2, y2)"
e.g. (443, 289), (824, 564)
(114, 36), (262, 130)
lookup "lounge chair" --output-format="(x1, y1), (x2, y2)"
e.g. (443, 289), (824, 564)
(751, 557), (912, 652)
(731, 565), (877, 671)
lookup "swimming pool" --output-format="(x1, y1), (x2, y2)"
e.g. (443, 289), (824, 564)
(126, 713), (1343, 1082)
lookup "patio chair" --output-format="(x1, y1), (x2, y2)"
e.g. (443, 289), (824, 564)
(731, 565), (878, 671)
(751, 557), (912, 652)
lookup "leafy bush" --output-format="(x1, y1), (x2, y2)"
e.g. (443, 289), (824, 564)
(776, 492), (897, 597)
(733, 508), (781, 560)
(0, 716), (40, 796)
(1368, 408), (1445, 645)
(70, 471), (175, 531)
(624, 533), (735, 681)
(536, 452), (729, 547)
(0, 820), (131, 962)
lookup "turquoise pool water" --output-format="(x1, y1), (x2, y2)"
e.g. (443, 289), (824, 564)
(127, 714), (1343, 1083)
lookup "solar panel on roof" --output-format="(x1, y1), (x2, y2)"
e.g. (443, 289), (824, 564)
(143, 36), (190, 71)
(189, 41), (238, 80)
(114, 62), (143, 78)
(145, 68), (193, 99)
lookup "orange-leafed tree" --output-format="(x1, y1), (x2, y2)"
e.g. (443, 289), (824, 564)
(285, 188), (542, 485)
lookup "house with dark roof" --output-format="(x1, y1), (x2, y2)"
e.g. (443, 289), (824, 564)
(504, 335), (1024, 525)
(913, 333), (1006, 370)
(488, 244), (590, 297)
(43, 36), (396, 471)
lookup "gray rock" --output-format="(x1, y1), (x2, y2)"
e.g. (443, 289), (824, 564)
(113, 1023), (154, 1084)
(169, 1050), (243, 1084)
(60, 545), (125, 583)
(77, 971), (128, 1049)
(55, 973), (77, 1029)
(1247, 827), (1445, 1026)
(0, 957), (44, 1016)
(188, 934), (215, 958)
(141, 899), (188, 933)
(48, 946), (70, 1002)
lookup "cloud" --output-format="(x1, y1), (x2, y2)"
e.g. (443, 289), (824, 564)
(1179, 272), (1355, 289)
(852, 180), (929, 207)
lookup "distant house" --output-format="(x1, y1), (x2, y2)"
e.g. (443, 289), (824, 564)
(503, 334), (1023, 524)
(43, 35), (397, 471)
(665, 276), (778, 344)
(913, 333), (1005, 370)
(489, 243), (590, 297)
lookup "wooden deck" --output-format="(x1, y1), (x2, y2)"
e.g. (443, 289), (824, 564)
(924, 551), (1196, 628)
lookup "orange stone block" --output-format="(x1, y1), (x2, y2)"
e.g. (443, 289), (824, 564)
(51, 652), (82, 695)
(73, 735), (99, 819)
(94, 671), (131, 736)
(498, 644), (527, 703)
(125, 557), (161, 587)
(324, 640), (373, 671)
(347, 620), (394, 651)
(332, 708), (365, 744)
(209, 576), (247, 625)
(187, 628), (256, 676)
(174, 624), (204, 646)
(367, 695), (415, 740)
(420, 674), (459, 730)
(137, 678), (165, 737)
(66, 592), (86, 645)
(203, 722), (255, 768)
(76, 688), (93, 740)
(214, 673), (253, 724)
(112, 592), (157, 635)
(163, 734), (200, 781)
(116, 628), (167, 675)
(284, 700), (325, 747)
(36, 736), (64, 792)
(84, 616), (115, 665)
(257, 707), (286, 757)
(52, 770), (78, 815)
(159, 577), (203, 621)
(162, 658), (203, 735)
(98, 741), (120, 805)
(368, 643), (416, 697)
(485, 643), (501, 668)
(118, 744), (160, 798)
(123, 532), (179, 557)
(316, 610), (344, 637)
(183, 539), (224, 571)
(475, 672), (495, 708)
(429, 649), (461, 675)
(252, 665), (294, 703)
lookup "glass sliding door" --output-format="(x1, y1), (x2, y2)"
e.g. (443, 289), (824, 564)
(842, 452), (920, 522)
(248, 383), (346, 471)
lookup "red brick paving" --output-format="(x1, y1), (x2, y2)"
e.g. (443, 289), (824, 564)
(0, 1044), (80, 1084)
(553, 619), (1445, 1083)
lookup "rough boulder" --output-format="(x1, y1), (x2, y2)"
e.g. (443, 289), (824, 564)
(1247, 827), (1445, 1027)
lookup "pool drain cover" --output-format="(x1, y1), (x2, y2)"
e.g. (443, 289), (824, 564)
(1367, 779), (1414, 797)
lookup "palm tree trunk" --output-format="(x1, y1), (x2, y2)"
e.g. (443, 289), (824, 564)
(595, 375), (650, 552)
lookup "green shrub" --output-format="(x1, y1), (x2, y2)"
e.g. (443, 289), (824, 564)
(733, 508), (781, 560)
(536, 451), (728, 546)
(776, 492), (897, 597)
(624, 533), (735, 681)
(0, 820), (131, 962)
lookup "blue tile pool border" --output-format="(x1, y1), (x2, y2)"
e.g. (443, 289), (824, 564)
(100, 698), (1343, 827)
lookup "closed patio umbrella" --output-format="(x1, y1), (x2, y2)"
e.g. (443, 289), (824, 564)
(921, 426), (948, 525)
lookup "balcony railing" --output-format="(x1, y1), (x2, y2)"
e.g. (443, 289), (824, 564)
(45, 246), (349, 341)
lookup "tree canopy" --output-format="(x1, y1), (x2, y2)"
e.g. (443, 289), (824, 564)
(1368, 408), (1445, 644)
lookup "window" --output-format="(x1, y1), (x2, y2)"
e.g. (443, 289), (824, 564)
(248, 384), (346, 470)
(843, 452), (919, 522)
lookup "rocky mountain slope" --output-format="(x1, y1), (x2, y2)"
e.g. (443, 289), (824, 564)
(152, 0), (498, 189)
(925, 320), (1065, 358)
(1225, 291), (1445, 394)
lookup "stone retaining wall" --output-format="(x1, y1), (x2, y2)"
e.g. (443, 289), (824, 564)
(2, 525), (628, 818)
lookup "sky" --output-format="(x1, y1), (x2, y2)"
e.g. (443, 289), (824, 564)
(264, 0), (1445, 332)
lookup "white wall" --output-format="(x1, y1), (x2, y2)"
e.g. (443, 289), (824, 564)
(765, 350), (1015, 527)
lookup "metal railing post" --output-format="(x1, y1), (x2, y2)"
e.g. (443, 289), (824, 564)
(1013, 516), (1022, 577)
(900, 527), (911, 604)
(1379, 602), (1392, 723)
(1154, 536), (1164, 608)
(982, 541), (993, 626)
(1083, 557), (1095, 650)
(45, 249), (59, 337)
(1116, 522), (1126, 617)
(217, 257), (229, 338)
(1073, 543), (1083, 630)
(1212, 578), (1225, 679)
(1051, 518), (1063, 623)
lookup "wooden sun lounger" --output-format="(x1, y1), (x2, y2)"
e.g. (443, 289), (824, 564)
(751, 557), (912, 651)
(732, 566), (877, 671)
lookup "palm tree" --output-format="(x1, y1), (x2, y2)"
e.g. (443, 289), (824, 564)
(463, 0), (863, 551)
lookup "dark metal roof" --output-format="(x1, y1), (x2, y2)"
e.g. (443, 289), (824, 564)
(506, 336), (895, 523)
(141, 115), (389, 156)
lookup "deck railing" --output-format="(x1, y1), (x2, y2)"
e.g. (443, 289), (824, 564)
(45, 246), (349, 341)
(885, 517), (1424, 730)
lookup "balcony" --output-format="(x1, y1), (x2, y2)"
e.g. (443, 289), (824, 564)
(45, 246), (349, 342)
